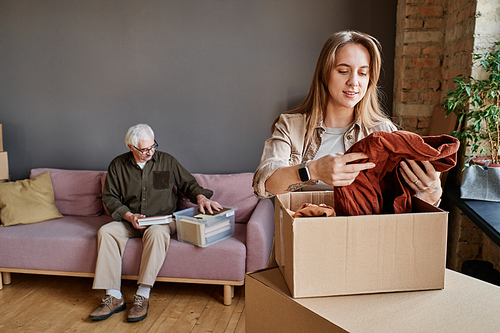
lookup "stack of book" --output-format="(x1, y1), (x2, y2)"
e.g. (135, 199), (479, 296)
(137, 214), (173, 226)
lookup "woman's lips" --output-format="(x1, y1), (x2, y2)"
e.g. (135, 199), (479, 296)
(343, 90), (358, 97)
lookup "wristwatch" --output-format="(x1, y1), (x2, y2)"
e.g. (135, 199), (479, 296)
(298, 160), (311, 182)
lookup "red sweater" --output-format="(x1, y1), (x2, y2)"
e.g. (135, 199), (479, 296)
(334, 131), (460, 216)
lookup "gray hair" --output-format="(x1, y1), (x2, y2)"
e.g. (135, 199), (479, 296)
(125, 124), (155, 147)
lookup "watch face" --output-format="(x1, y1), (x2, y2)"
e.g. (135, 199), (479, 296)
(299, 164), (310, 182)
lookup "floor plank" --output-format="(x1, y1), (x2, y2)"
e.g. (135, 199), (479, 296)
(0, 273), (245, 333)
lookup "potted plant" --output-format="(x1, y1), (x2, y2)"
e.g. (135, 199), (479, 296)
(443, 42), (500, 167)
(443, 42), (500, 202)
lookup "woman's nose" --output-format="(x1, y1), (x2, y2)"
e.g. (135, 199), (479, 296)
(347, 74), (359, 87)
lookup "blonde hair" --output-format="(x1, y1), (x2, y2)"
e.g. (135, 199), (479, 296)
(273, 30), (391, 143)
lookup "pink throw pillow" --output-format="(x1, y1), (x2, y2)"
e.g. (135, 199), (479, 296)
(30, 168), (106, 216)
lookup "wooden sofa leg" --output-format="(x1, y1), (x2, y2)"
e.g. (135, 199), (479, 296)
(3, 272), (11, 285)
(223, 285), (234, 306)
(0, 272), (2, 290)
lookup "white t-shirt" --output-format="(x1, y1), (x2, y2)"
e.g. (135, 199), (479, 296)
(303, 124), (350, 191)
(315, 125), (351, 159)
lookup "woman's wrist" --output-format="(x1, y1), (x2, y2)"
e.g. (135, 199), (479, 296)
(416, 185), (442, 206)
(306, 159), (319, 182)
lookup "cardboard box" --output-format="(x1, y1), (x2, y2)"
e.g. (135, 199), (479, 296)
(246, 267), (500, 333)
(275, 191), (448, 298)
(0, 151), (8, 181)
(0, 124), (3, 151)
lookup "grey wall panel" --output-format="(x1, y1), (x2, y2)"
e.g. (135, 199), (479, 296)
(0, 0), (397, 180)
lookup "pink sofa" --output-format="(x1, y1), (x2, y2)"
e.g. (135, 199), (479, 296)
(0, 168), (274, 305)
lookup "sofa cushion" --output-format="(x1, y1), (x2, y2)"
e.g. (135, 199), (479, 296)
(122, 223), (247, 281)
(0, 171), (63, 226)
(0, 215), (113, 272)
(30, 168), (106, 216)
(176, 173), (259, 223)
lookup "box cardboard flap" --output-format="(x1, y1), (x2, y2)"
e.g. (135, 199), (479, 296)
(246, 269), (348, 333)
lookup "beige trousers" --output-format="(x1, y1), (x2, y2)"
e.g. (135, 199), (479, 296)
(92, 221), (176, 290)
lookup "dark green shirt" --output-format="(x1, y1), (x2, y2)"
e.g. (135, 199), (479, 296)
(102, 151), (213, 221)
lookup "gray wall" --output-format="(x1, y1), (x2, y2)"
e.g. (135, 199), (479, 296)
(0, 0), (397, 181)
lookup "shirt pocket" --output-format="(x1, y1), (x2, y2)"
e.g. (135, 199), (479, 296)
(153, 171), (171, 190)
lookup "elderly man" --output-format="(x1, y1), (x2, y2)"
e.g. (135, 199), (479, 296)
(89, 124), (221, 322)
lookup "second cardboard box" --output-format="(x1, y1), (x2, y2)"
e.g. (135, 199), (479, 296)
(0, 151), (8, 181)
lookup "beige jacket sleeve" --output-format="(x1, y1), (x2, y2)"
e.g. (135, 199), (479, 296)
(253, 114), (307, 199)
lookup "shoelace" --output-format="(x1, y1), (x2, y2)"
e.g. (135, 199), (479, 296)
(133, 295), (145, 307)
(101, 295), (113, 306)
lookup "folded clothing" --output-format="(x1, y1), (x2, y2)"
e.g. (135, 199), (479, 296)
(286, 203), (336, 218)
(335, 131), (460, 216)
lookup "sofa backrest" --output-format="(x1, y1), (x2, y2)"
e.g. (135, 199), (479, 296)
(30, 168), (259, 221)
(176, 173), (259, 223)
(30, 168), (106, 216)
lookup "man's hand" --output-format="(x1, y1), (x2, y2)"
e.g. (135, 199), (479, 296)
(123, 211), (147, 230)
(196, 194), (223, 214)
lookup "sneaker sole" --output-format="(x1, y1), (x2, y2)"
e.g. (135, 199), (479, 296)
(89, 302), (126, 321)
(127, 304), (149, 322)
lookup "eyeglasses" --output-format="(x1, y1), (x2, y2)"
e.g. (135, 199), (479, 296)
(133, 140), (158, 155)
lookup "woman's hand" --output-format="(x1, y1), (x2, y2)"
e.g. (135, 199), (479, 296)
(197, 194), (223, 214)
(399, 160), (442, 206)
(264, 152), (374, 195)
(308, 152), (375, 186)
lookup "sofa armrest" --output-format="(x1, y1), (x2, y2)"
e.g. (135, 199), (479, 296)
(245, 198), (275, 272)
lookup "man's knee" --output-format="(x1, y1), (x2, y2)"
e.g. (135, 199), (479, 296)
(143, 225), (171, 243)
(97, 224), (112, 240)
(97, 221), (123, 240)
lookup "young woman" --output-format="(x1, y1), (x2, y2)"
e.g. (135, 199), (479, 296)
(253, 31), (442, 206)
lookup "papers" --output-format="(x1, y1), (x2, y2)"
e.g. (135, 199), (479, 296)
(138, 214), (173, 226)
(177, 217), (232, 246)
(205, 218), (230, 235)
(205, 223), (231, 239)
(176, 218), (203, 245)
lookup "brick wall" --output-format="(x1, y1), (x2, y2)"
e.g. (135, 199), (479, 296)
(393, 0), (498, 134)
(483, 235), (500, 271)
(393, 0), (450, 135)
(441, 0), (476, 106)
(393, 0), (477, 135)
(394, 0), (500, 274)
(446, 204), (483, 271)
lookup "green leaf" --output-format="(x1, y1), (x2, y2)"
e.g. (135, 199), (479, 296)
(465, 86), (471, 96)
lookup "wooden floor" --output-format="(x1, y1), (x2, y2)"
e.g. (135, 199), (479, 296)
(0, 273), (245, 332)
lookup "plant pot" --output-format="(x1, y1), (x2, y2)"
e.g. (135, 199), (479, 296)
(470, 157), (500, 168)
(460, 157), (500, 202)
